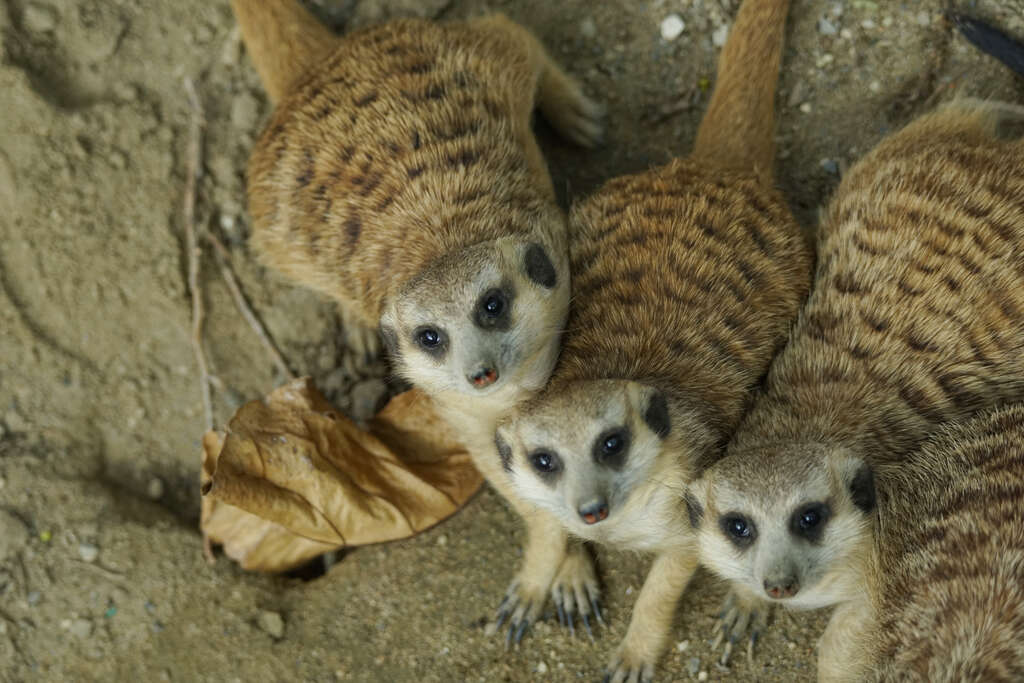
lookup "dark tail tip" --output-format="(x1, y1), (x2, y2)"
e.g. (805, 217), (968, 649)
(947, 11), (1024, 79)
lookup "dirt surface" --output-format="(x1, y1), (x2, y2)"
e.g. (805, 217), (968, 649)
(1, 0), (1022, 681)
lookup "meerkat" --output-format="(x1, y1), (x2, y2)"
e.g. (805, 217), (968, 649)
(817, 403), (1024, 682)
(495, 0), (810, 679)
(685, 99), (1024, 677)
(230, 0), (606, 638)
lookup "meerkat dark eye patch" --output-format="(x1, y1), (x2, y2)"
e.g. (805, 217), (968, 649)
(848, 462), (876, 514)
(643, 391), (670, 438)
(720, 513), (757, 549)
(684, 492), (703, 529)
(789, 502), (830, 543)
(524, 243), (557, 289)
(528, 449), (562, 483)
(592, 427), (630, 470)
(380, 324), (399, 359)
(495, 432), (513, 472)
(473, 287), (512, 330)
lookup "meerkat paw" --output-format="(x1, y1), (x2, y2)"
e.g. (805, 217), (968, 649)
(550, 546), (603, 640)
(486, 575), (549, 648)
(711, 588), (770, 666)
(538, 69), (606, 148)
(604, 644), (656, 683)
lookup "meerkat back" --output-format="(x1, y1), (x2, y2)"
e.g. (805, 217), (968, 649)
(829, 404), (1024, 682)
(494, 0), (810, 678)
(231, 0), (602, 402)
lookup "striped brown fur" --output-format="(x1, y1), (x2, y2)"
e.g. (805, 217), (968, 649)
(826, 404), (1024, 682)
(496, 1), (809, 678)
(689, 101), (1024, 679)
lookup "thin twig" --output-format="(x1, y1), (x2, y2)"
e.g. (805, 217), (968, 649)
(183, 77), (213, 433)
(206, 234), (296, 381)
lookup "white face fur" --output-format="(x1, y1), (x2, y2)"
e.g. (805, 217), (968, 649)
(687, 449), (875, 610)
(381, 236), (569, 411)
(495, 380), (685, 549)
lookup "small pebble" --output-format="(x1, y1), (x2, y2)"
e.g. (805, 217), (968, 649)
(698, 672), (708, 682)
(869, 80), (881, 93)
(676, 640), (690, 652)
(687, 657), (701, 675)
(788, 641), (797, 649)
(147, 477), (165, 501)
(861, 18), (876, 30)
(78, 542), (99, 563)
(436, 534), (448, 547)
(70, 618), (93, 639)
(24, 3), (57, 33)
(536, 661), (548, 674)
(840, 27), (853, 40)
(882, 16), (893, 27)
(816, 53), (834, 68)
(711, 24), (729, 48)
(799, 102), (813, 114)
(258, 610), (285, 639)
(580, 17), (597, 39)
(27, 591), (40, 605)
(660, 14), (685, 41)
(915, 11), (930, 27)
(818, 17), (837, 35)
(820, 158), (840, 175)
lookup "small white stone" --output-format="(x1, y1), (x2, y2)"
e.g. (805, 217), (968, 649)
(840, 27), (853, 40)
(916, 11), (930, 26)
(861, 18), (876, 30)
(869, 80), (882, 93)
(882, 15), (894, 27)
(580, 17), (597, 39)
(816, 53), (835, 67)
(800, 102), (813, 114)
(60, 619), (72, 630)
(788, 641), (797, 649)
(698, 672), (708, 682)
(70, 618), (93, 639)
(436, 534), (448, 547)
(147, 477), (165, 501)
(676, 639), (690, 652)
(78, 542), (99, 563)
(24, 3), (58, 33)
(536, 661), (548, 674)
(258, 610), (285, 639)
(660, 14), (685, 41)
(818, 17), (838, 35)
(712, 24), (729, 48)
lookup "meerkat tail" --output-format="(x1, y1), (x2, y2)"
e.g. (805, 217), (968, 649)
(692, 0), (791, 181)
(230, 0), (339, 103)
(949, 12), (1024, 79)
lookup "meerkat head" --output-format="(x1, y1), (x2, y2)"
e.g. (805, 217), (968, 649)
(494, 380), (690, 539)
(380, 234), (569, 406)
(686, 445), (875, 610)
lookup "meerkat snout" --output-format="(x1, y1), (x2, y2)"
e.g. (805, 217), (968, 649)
(578, 498), (609, 525)
(469, 366), (499, 389)
(763, 573), (799, 599)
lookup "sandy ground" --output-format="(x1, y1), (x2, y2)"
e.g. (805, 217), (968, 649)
(1, 0), (1023, 681)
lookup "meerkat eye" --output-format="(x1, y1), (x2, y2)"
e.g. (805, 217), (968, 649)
(603, 433), (624, 453)
(480, 290), (506, 318)
(593, 428), (630, 469)
(790, 503), (830, 541)
(529, 450), (561, 474)
(474, 288), (511, 329)
(720, 514), (756, 548)
(413, 326), (446, 353)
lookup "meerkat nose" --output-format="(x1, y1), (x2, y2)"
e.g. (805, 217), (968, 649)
(578, 499), (609, 525)
(763, 577), (800, 599)
(469, 367), (499, 388)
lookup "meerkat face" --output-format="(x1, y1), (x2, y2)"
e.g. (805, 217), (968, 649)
(380, 235), (569, 405)
(686, 447), (875, 610)
(494, 380), (677, 540)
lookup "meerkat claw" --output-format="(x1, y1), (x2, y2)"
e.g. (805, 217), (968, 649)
(556, 598), (567, 627)
(582, 612), (594, 641)
(590, 593), (605, 627)
(514, 618), (531, 646)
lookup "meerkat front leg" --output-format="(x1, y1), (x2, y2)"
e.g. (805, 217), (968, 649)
(550, 541), (603, 638)
(488, 506), (572, 645)
(817, 597), (873, 683)
(534, 56), (606, 149)
(711, 584), (770, 665)
(608, 548), (698, 683)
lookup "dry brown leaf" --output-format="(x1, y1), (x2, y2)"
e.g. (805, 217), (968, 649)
(200, 378), (483, 572)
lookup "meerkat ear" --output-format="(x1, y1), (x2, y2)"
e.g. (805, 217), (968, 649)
(379, 324), (400, 359)
(494, 428), (513, 473)
(684, 489), (704, 529)
(848, 461), (876, 514)
(524, 242), (557, 289)
(643, 390), (671, 438)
